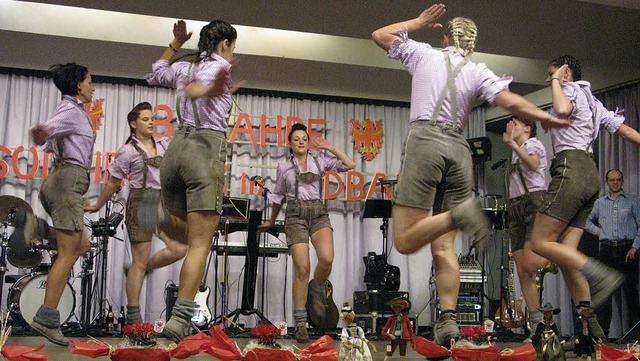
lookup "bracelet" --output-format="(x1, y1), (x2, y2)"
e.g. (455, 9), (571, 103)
(550, 77), (561, 82)
(169, 43), (179, 53)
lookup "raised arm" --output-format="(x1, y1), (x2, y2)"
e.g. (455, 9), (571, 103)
(494, 90), (570, 128)
(314, 137), (356, 170)
(503, 122), (540, 171)
(615, 124), (640, 145)
(158, 20), (192, 62)
(548, 65), (573, 117)
(372, 4), (446, 52)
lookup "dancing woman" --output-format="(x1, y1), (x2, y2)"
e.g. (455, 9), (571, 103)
(146, 19), (240, 342)
(13, 63), (95, 346)
(85, 102), (187, 324)
(372, 4), (567, 347)
(259, 123), (355, 342)
(529, 55), (640, 342)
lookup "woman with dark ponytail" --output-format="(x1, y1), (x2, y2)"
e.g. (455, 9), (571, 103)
(529, 55), (640, 344)
(12, 62), (95, 346)
(85, 102), (186, 325)
(259, 123), (355, 342)
(146, 19), (240, 342)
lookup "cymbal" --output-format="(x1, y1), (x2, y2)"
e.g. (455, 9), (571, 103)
(0, 195), (33, 222)
(7, 247), (43, 268)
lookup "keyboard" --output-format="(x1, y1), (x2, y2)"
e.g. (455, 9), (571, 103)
(212, 240), (289, 257)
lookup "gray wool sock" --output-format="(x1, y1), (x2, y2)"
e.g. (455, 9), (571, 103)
(33, 305), (61, 328)
(172, 298), (196, 321)
(126, 304), (142, 324)
(293, 308), (307, 324)
(580, 258), (602, 281)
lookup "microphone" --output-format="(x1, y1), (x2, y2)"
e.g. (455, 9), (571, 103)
(491, 158), (508, 170)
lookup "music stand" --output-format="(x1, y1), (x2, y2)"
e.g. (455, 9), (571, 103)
(363, 180), (395, 256)
(467, 137), (492, 164)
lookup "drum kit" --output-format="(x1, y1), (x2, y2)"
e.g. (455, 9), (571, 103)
(0, 195), (75, 330)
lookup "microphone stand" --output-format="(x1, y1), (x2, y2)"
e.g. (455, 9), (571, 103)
(258, 186), (270, 319)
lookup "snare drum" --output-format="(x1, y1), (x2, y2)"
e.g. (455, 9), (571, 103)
(8, 273), (75, 327)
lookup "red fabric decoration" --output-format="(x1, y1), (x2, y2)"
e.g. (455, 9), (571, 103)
(599, 344), (636, 361)
(413, 336), (451, 359)
(499, 343), (536, 361)
(451, 345), (501, 361)
(296, 335), (338, 361)
(70, 340), (111, 358)
(110, 348), (169, 361)
(244, 348), (296, 361)
(460, 326), (487, 342)
(202, 326), (244, 360)
(1, 345), (48, 361)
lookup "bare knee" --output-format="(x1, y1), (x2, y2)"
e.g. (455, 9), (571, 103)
(171, 243), (188, 258)
(393, 236), (415, 255)
(294, 263), (311, 281)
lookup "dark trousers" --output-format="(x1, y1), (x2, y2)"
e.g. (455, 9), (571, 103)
(597, 241), (640, 336)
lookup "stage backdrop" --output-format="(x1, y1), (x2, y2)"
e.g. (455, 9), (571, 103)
(0, 69), (591, 337)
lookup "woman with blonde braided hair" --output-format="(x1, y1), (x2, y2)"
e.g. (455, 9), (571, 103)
(372, 3), (569, 348)
(447, 17), (477, 58)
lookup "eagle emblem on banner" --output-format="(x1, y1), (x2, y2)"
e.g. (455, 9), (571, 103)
(351, 119), (384, 161)
(84, 98), (105, 131)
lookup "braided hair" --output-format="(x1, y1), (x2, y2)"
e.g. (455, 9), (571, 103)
(446, 17), (477, 58)
(549, 55), (582, 81)
(171, 20), (237, 64)
(125, 102), (153, 144)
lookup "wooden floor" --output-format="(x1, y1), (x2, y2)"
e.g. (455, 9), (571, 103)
(3, 332), (632, 360)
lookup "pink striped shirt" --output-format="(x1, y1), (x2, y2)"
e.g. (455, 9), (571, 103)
(389, 31), (512, 130)
(146, 53), (232, 132)
(42, 95), (95, 168)
(107, 135), (170, 189)
(509, 138), (547, 199)
(548, 80), (624, 155)
(269, 152), (349, 205)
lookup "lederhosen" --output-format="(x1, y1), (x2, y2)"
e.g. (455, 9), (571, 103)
(540, 85), (600, 227)
(158, 63), (226, 215)
(506, 159), (546, 248)
(126, 140), (165, 242)
(283, 155), (331, 245)
(396, 53), (471, 212)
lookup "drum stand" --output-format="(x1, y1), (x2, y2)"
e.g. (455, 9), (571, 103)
(78, 199), (123, 336)
(0, 220), (9, 312)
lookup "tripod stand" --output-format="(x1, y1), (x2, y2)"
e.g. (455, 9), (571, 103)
(216, 210), (271, 329)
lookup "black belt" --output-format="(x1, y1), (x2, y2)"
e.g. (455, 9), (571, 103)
(601, 240), (633, 247)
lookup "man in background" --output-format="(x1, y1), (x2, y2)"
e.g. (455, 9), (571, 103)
(586, 169), (640, 339)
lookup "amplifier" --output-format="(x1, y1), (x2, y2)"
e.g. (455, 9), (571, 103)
(432, 283), (483, 326)
(353, 290), (409, 315)
(354, 313), (384, 335)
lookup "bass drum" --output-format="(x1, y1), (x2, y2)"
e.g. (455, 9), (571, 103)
(8, 273), (75, 327)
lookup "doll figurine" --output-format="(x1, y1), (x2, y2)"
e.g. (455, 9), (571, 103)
(573, 310), (598, 360)
(339, 302), (376, 361)
(381, 296), (414, 361)
(531, 302), (566, 361)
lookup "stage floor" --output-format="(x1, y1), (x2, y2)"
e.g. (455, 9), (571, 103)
(3, 333), (630, 360)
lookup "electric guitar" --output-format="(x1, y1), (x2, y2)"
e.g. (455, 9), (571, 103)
(494, 253), (525, 328)
(192, 285), (213, 328)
